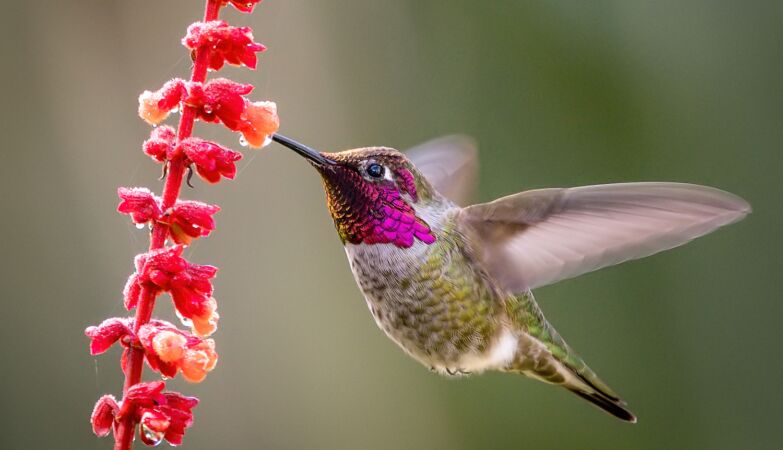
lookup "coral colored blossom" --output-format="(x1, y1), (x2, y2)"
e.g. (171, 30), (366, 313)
(138, 320), (218, 382)
(138, 79), (187, 125)
(239, 100), (279, 147)
(184, 21), (266, 70)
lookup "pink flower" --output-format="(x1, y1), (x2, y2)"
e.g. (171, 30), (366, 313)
(221, 0), (263, 13)
(142, 126), (177, 163)
(138, 79), (187, 125)
(180, 137), (243, 183)
(124, 245), (219, 336)
(183, 21), (266, 71)
(139, 320), (218, 382)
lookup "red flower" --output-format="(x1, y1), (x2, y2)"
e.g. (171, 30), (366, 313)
(138, 320), (218, 382)
(117, 187), (162, 225)
(185, 79), (280, 147)
(124, 245), (219, 336)
(85, 317), (133, 355)
(180, 137), (242, 183)
(101, 381), (199, 446)
(162, 200), (221, 244)
(221, 0), (263, 13)
(138, 79), (186, 125)
(142, 125), (176, 163)
(183, 21), (266, 71)
(91, 395), (119, 438)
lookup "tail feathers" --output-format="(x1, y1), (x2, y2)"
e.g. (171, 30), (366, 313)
(568, 387), (637, 423)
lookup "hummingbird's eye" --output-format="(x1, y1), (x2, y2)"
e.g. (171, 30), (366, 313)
(366, 163), (385, 179)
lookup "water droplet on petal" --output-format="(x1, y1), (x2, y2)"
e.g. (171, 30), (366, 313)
(135, 223), (146, 230)
(238, 135), (248, 147)
(140, 423), (164, 447)
(203, 105), (213, 114)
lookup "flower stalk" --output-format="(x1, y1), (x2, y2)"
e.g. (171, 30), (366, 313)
(86, 1), (276, 448)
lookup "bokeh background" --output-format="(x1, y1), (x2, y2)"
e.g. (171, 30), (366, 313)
(1, 1), (781, 449)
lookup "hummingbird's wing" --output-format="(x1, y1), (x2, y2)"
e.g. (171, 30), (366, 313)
(405, 135), (478, 206)
(458, 183), (750, 292)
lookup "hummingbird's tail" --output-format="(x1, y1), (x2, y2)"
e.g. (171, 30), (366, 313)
(505, 292), (637, 422)
(565, 376), (637, 423)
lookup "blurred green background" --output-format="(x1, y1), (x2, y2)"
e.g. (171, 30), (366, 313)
(1, 1), (781, 449)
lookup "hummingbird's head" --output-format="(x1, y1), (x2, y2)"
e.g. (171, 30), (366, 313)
(272, 134), (438, 248)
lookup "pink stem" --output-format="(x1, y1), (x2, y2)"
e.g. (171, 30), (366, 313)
(113, 1), (221, 448)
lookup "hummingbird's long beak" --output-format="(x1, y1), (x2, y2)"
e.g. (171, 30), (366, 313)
(271, 134), (336, 166)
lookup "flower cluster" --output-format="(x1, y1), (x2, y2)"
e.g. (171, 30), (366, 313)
(91, 382), (198, 446)
(87, 1), (277, 448)
(139, 77), (279, 148)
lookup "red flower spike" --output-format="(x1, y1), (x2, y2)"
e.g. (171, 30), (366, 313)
(221, 0), (263, 13)
(180, 137), (242, 183)
(142, 125), (176, 163)
(138, 79), (187, 125)
(117, 187), (162, 225)
(91, 395), (119, 438)
(239, 100), (279, 147)
(85, 317), (132, 355)
(96, 0), (276, 445)
(162, 200), (220, 244)
(183, 21), (266, 71)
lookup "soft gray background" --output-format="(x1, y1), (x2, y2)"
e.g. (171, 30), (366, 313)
(1, 1), (781, 449)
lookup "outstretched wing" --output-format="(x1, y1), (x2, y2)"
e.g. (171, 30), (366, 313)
(405, 135), (478, 206)
(458, 183), (750, 292)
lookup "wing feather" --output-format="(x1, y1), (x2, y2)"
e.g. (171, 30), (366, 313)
(405, 135), (478, 206)
(458, 183), (750, 292)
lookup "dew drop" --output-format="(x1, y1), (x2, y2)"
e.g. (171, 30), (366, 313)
(238, 135), (249, 147)
(203, 105), (213, 114)
(135, 223), (146, 230)
(140, 424), (164, 447)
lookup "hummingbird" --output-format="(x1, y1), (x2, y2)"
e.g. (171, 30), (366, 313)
(271, 133), (750, 423)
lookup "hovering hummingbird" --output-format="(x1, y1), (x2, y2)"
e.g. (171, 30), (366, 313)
(271, 133), (750, 422)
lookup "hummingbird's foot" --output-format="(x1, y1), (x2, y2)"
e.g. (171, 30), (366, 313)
(445, 368), (472, 376)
